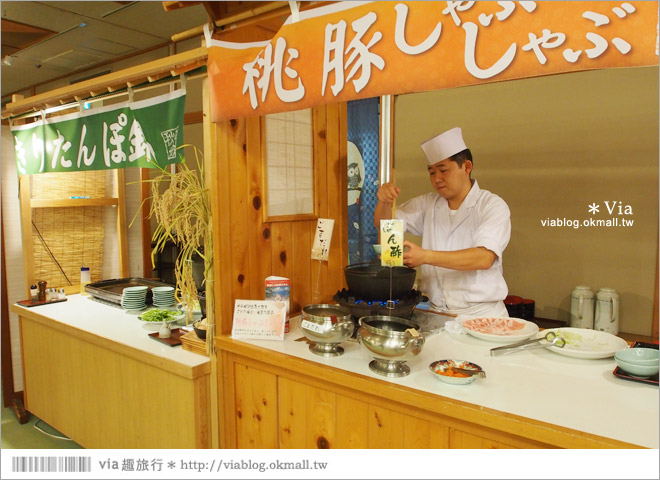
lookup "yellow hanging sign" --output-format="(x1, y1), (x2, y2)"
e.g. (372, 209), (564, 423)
(380, 219), (404, 267)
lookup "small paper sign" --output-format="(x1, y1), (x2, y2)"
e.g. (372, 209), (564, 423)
(311, 218), (334, 261)
(380, 219), (404, 267)
(231, 300), (287, 341)
(265, 276), (290, 333)
(300, 319), (324, 334)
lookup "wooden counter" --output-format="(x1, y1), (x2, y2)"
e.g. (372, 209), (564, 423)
(12, 295), (211, 449)
(215, 317), (658, 449)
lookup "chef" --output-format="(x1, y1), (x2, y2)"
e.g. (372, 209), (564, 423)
(373, 126), (511, 319)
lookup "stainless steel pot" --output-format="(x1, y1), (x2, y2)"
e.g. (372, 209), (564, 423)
(301, 304), (354, 357)
(357, 315), (425, 377)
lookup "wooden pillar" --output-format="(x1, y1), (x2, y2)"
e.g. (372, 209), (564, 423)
(653, 237), (658, 338)
(140, 168), (152, 278)
(202, 77), (220, 449)
(114, 169), (129, 277)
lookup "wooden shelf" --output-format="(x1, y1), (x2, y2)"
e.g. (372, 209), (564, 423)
(30, 197), (119, 208)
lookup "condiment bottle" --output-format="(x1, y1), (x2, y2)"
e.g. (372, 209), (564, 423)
(159, 320), (172, 339)
(80, 266), (90, 295)
(30, 284), (38, 302)
(37, 281), (47, 302)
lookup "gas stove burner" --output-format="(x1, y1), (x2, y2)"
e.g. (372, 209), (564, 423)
(333, 288), (427, 321)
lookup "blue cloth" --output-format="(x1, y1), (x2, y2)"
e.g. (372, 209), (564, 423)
(347, 98), (379, 265)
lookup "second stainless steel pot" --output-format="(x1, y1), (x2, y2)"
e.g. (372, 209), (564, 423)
(357, 315), (425, 377)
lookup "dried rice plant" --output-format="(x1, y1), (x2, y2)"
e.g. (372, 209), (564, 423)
(139, 145), (213, 332)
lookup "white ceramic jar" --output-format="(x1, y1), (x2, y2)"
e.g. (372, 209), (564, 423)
(594, 288), (619, 335)
(569, 286), (594, 329)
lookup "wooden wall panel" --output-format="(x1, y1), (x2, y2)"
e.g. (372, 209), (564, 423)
(291, 221), (313, 309)
(403, 415), (432, 448)
(278, 376), (337, 449)
(278, 376), (309, 448)
(227, 118), (251, 303)
(21, 318), (206, 448)
(429, 421), (451, 448)
(271, 223), (294, 281)
(208, 116), (234, 332)
(211, 104), (348, 333)
(449, 428), (515, 449)
(305, 383), (336, 449)
(233, 364), (278, 448)
(335, 394), (369, 448)
(313, 106), (330, 302)
(246, 116), (271, 300)
(367, 405), (404, 449)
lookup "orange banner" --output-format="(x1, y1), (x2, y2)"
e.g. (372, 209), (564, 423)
(207, 1), (658, 121)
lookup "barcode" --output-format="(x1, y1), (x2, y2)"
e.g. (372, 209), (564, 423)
(12, 456), (91, 473)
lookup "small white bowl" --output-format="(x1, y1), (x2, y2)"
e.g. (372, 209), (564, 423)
(429, 359), (484, 385)
(614, 356), (659, 378)
(615, 347), (659, 366)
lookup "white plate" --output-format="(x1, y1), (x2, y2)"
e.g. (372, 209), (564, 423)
(541, 327), (628, 359)
(461, 317), (539, 343)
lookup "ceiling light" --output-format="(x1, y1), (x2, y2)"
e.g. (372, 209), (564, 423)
(3, 56), (14, 66)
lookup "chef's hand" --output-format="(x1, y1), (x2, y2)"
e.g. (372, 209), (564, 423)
(376, 182), (400, 203)
(402, 240), (426, 268)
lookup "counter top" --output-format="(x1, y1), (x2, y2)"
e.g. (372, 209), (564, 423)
(229, 316), (659, 448)
(12, 294), (210, 379)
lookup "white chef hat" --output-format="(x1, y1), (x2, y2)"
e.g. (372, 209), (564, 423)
(420, 127), (467, 165)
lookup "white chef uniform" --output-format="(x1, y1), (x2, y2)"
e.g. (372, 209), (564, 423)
(396, 179), (510, 319)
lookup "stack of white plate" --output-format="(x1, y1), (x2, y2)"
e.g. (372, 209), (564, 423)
(152, 286), (176, 308)
(121, 286), (148, 312)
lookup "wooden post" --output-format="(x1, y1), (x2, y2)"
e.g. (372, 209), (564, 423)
(653, 236), (658, 338)
(114, 169), (129, 277)
(140, 168), (153, 278)
(202, 77), (220, 449)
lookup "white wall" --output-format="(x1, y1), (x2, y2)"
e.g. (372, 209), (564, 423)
(394, 67), (659, 335)
(2, 125), (27, 390)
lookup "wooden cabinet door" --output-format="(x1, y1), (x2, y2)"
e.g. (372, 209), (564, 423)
(449, 429), (515, 449)
(276, 376), (450, 449)
(233, 364), (278, 448)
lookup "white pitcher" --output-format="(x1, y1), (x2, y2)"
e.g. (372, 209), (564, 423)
(569, 286), (594, 329)
(594, 288), (619, 335)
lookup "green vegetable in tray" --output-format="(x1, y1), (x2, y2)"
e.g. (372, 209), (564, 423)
(556, 329), (582, 345)
(139, 309), (178, 323)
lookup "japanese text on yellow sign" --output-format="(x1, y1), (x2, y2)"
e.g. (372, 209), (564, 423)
(380, 219), (404, 267)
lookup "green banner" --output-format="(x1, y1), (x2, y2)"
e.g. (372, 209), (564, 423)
(10, 89), (186, 175)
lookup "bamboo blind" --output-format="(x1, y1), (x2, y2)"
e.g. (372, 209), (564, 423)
(30, 171), (106, 288)
(31, 171), (107, 199)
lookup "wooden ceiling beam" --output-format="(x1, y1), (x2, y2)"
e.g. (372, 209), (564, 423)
(202, 1), (225, 22)
(2, 47), (207, 119)
(162, 1), (205, 13)
(170, 1), (335, 43)
(171, 1), (288, 42)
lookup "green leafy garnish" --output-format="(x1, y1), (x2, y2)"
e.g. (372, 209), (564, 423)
(138, 309), (178, 322)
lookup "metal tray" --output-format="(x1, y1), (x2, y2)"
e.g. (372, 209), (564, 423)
(85, 278), (174, 307)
